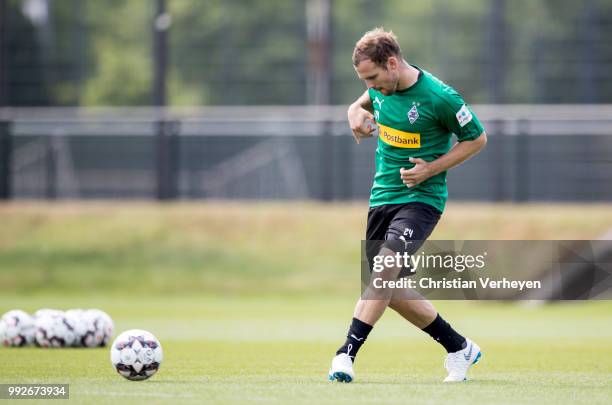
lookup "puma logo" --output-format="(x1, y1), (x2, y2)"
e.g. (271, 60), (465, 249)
(374, 97), (385, 110)
(347, 343), (353, 357)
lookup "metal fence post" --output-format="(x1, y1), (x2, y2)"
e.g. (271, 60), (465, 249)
(156, 119), (180, 200)
(45, 135), (57, 200)
(0, 0), (7, 108)
(485, 0), (507, 104)
(337, 131), (352, 200)
(0, 120), (11, 199)
(490, 119), (506, 201)
(153, 0), (168, 108)
(320, 119), (333, 201)
(515, 119), (530, 202)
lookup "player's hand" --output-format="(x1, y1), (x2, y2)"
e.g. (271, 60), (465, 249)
(400, 158), (434, 188)
(347, 105), (376, 144)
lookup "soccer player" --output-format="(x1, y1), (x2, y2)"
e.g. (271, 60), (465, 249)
(328, 28), (487, 383)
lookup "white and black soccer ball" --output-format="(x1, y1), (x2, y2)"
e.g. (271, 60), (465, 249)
(0, 310), (35, 347)
(34, 311), (75, 348)
(64, 309), (85, 347)
(66, 309), (102, 348)
(84, 309), (114, 347)
(110, 329), (163, 381)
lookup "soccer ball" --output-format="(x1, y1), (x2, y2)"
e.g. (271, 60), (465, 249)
(0, 310), (35, 347)
(85, 309), (114, 347)
(34, 310), (75, 348)
(110, 329), (163, 381)
(64, 309), (84, 347)
(61, 309), (114, 348)
(34, 311), (65, 347)
(64, 309), (91, 348)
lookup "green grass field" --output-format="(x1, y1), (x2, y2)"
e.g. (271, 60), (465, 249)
(1, 296), (611, 404)
(1, 203), (611, 404)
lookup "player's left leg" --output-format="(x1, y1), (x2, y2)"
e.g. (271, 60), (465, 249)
(388, 295), (481, 381)
(388, 294), (436, 328)
(384, 203), (481, 382)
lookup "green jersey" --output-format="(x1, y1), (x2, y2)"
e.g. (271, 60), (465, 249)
(368, 66), (484, 212)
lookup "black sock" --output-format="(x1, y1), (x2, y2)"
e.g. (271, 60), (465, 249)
(336, 317), (373, 362)
(422, 314), (466, 353)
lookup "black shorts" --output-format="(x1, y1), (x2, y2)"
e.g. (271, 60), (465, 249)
(365, 202), (442, 276)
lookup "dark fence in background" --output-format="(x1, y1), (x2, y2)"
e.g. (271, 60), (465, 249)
(4, 0), (612, 107)
(0, 106), (611, 202)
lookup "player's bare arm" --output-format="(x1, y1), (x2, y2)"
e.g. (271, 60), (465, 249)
(401, 131), (487, 188)
(347, 90), (376, 144)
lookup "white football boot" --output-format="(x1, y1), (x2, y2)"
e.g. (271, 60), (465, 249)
(328, 353), (355, 383)
(443, 338), (482, 382)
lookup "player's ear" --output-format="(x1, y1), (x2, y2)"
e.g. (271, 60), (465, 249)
(386, 56), (398, 71)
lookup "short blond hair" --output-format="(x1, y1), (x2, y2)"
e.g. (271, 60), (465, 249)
(352, 28), (402, 68)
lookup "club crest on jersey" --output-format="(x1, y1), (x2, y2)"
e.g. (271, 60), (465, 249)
(407, 104), (419, 124)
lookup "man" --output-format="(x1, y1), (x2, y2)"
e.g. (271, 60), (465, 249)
(328, 28), (487, 383)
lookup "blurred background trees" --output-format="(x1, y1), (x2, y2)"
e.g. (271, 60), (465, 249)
(4, 0), (612, 106)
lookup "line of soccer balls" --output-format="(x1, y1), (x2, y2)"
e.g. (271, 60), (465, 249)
(1, 309), (163, 381)
(0, 309), (113, 348)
